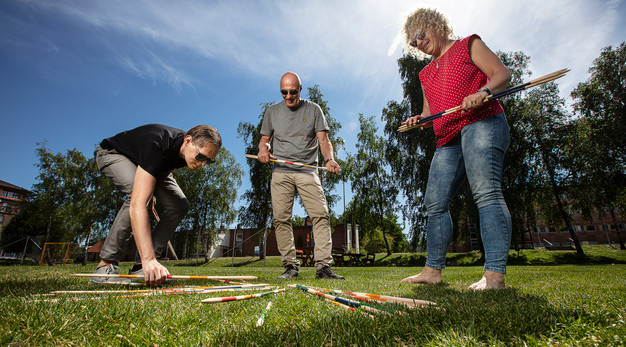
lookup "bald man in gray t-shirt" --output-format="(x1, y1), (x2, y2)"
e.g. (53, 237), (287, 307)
(258, 72), (344, 280)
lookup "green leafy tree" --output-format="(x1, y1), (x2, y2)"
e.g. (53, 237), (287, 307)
(570, 42), (626, 249)
(382, 55), (433, 250)
(307, 85), (344, 214)
(347, 115), (400, 256)
(237, 104), (274, 230)
(174, 147), (242, 262)
(3, 143), (104, 264)
(518, 83), (584, 255)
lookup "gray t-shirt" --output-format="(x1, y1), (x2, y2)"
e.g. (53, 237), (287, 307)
(260, 99), (329, 173)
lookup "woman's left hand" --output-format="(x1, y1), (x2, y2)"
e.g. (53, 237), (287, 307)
(461, 91), (488, 114)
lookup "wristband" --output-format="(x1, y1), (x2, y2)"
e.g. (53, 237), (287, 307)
(325, 158), (334, 164)
(478, 87), (491, 95)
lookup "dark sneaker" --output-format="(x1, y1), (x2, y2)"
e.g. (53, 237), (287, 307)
(316, 266), (345, 280)
(89, 264), (131, 285)
(277, 265), (300, 279)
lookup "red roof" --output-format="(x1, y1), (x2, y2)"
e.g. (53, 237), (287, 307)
(86, 240), (105, 253)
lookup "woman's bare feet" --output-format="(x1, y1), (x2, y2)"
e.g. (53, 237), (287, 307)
(468, 270), (506, 290)
(400, 266), (442, 284)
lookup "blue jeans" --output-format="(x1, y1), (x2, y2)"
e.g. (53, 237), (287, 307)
(424, 113), (512, 273)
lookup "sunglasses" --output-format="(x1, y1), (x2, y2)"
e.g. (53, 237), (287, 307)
(280, 89), (300, 96)
(192, 142), (215, 164)
(409, 31), (426, 48)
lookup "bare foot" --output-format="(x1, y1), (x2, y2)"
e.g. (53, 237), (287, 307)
(400, 266), (442, 284)
(468, 270), (506, 290)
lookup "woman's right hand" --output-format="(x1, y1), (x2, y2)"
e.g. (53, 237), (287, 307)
(402, 114), (433, 130)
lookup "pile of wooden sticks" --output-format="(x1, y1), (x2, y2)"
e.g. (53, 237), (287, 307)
(42, 273), (436, 327)
(397, 68), (570, 133)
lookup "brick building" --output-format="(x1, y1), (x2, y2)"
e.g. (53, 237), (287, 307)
(221, 223), (353, 258)
(0, 180), (31, 237)
(449, 209), (625, 252)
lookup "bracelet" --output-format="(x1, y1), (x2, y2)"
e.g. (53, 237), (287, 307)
(325, 158), (335, 164)
(478, 87), (491, 95)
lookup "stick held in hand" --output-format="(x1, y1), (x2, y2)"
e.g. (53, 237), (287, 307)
(398, 68), (570, 133)
(245, 154), (327, 170)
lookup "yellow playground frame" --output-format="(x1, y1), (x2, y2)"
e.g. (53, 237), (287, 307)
(39, 242), (71, 265)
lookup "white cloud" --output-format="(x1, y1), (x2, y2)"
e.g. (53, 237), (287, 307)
(9, 0), (626, 104)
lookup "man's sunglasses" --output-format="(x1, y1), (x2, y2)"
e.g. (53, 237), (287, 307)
(281, 89), (299, 96)
(409, 31), (426, 48)
(193, 142), (215, 164)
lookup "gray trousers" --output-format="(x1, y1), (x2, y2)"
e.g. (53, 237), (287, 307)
(95, 148), (189, 264)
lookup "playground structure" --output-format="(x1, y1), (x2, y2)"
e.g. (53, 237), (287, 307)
(39, 242), (71, 265)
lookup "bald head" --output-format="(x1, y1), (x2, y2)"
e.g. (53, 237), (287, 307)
(280, 72), (302, 109)
(281, 72), (301, 86)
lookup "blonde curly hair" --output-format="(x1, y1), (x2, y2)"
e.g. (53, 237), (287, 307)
(403, 8), (453, 56)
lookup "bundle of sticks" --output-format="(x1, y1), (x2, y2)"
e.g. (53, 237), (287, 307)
(397, 68), (570, 133)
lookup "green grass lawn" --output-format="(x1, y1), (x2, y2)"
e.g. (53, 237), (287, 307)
(1, 246), (624, 346)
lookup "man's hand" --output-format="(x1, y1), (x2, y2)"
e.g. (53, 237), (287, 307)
(258, 137), (273, 163)
(142, 259), (170, 286)
(325, 159), (341, 174)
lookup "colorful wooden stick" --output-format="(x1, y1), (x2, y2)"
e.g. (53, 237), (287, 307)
(117, 286), (274, 298)
(397, 68), (570, 133)
(315, 287), (436, 308)
(201, 288), (286, 304)
(72, 274), (258, 281)
(255, 301), (273, 327)
(245, 154), (327, 170)
(292, 284), (384, 314)
(51, 283), (270, 295)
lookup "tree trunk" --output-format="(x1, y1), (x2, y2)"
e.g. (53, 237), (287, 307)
(533, 129), (584, 256)
(81, 228), (91, 266)
(44, 214), (55, 266)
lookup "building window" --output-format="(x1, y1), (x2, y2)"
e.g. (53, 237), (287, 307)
(586, 225), (596, 231)
(539, 227), (547, 233)
(0, 215), (4, 225)
(1, 203), (7, 212)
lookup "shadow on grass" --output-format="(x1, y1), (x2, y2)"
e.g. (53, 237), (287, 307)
(210, 284), (591, 346)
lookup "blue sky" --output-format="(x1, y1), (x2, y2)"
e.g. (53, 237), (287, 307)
(1, 0), (624, 221)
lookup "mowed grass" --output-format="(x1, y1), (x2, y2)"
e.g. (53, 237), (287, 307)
(0, 246), (624, 346)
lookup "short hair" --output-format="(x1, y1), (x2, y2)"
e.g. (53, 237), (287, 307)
(403, 8), (453, 56)
(186, 125), (222, 149)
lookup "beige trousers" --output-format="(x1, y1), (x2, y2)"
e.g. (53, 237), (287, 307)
(271, 171), (332, 269)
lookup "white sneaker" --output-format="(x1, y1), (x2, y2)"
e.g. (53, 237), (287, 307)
(89, 264), (131, 285)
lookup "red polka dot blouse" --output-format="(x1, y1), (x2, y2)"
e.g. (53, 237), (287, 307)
(419, 34), (504, 147)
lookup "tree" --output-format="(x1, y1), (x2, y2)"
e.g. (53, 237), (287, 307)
(570, 42), (626, 249)
(237, 104), (274, 230)
(382, 55), (433, 250)
(517, 83), (584, 255)
(307, 85), (344, 214)
(3, 143), (105, 264)
(174, 147), (243, 262)
(347, 115), (400, 256)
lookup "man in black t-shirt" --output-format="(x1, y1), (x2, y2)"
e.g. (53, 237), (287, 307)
(92, 124), (221, 286)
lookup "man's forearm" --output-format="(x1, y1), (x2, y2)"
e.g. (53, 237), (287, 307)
(129, 205), (156, 262)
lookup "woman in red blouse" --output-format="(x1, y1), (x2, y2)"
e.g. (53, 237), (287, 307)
(400, 8), (513, 290)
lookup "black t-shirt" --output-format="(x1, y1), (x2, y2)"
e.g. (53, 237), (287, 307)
(100, 124), (187, 178)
